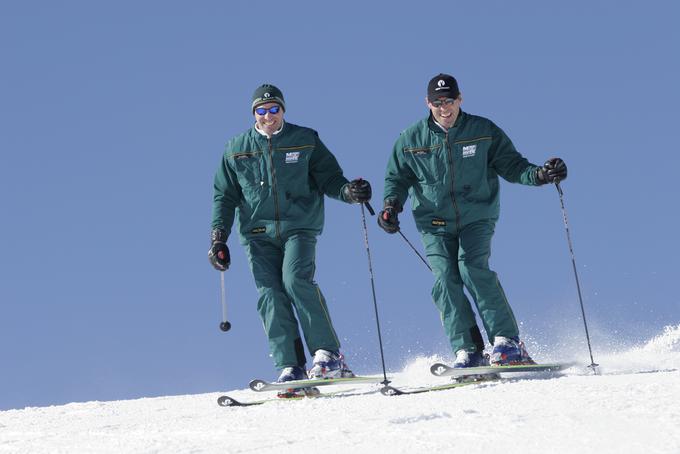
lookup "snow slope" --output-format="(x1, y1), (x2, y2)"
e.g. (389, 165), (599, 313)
(2, 326), (680, 454)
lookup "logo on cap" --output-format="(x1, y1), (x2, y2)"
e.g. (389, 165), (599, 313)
(435, 80), (449, 91)
(264, 92), (271, 98)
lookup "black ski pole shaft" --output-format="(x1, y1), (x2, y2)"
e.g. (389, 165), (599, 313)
(219, 272), (232, 332)
(360, 202), (390, 386)
(555, 181), (597, 372)
(398, 230), (432, 271)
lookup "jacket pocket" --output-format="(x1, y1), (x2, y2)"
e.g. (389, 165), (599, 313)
(231, 152), (263, 189)
(276, 145), (313, 197)
(403, 144), (444, 184)
(456, 137), (492, 201)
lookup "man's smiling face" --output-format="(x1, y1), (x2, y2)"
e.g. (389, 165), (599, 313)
(427, 96), (462, 129)
(254, 102), (283, 136)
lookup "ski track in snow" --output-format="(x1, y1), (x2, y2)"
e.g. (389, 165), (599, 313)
(2, 325), (680, 454)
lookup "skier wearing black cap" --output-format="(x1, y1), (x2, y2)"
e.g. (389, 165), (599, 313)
(378, 74), (567, 369)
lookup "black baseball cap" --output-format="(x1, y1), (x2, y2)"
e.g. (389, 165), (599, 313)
(427, 74), (460, 102)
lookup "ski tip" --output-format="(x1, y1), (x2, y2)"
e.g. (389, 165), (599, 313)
(380, 385), (405, 396)
(217, 395), (239, 407)
(430, 363), (450, 376)
(249, 379), (268, 392)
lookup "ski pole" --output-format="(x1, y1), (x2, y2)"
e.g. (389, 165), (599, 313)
(398, 230), (432, 272)
(555, 181), (597, 373)
(219, 271), (232, 332)
(359, 202), (390, 386)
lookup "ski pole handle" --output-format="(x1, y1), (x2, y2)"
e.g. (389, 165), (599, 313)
(364, 201), (375, 216)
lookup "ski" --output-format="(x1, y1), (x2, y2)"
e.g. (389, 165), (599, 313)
(217, 389), (325, 407)
(430, 362), (570, 378)
(380, 378), (497, 396)
(217, 395), (269, 407)
(218, 387), (373, 407)
(248, 375), (386, 392)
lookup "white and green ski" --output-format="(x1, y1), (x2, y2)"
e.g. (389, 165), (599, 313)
(380, 378), (498, 396)
(430, 362), (571, 378)
(248, 375), (387, 392)
(217, 388), (363, 407)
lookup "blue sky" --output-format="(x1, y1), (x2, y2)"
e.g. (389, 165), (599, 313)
(2, 1), (679, 410)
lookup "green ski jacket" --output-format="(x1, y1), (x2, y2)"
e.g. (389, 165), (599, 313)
(383, 111), (541, 233)
(212, 122), (349, 244)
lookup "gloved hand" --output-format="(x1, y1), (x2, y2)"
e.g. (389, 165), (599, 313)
(536, 158), (567, 184)
(377, 200), (401, 234)
(208, 229), (230, 271)
(343, 178), (372, 204)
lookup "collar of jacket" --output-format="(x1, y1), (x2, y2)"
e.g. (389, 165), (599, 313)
(251, 121), (287, 142)
(427, 110), (467, 135)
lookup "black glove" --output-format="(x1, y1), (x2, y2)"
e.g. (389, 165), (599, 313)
(208, 229), (230, 271)
(377, 201), (401, 234)
(536, 158), (567, 185)
(343, 178), (372, 204)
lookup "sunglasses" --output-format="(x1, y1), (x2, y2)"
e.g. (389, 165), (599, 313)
(430, 98), (457, 108)
(255, 105), (281, 115)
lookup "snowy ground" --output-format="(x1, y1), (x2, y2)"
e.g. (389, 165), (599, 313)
(2, 326), (680, 454)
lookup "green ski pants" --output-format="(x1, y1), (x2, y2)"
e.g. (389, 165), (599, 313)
(245, 232), (341, 369)
(423, 219), (519, 354)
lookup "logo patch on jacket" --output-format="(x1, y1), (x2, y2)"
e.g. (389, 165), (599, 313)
(431, 219), (446, 226)
(462, 145), (477, 158)
(285, 152), (300, 163)
(251, 226), (266, 234)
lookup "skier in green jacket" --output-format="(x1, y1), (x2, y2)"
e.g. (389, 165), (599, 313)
(378, 74), (567, 369)
(209, 84), (372, 383)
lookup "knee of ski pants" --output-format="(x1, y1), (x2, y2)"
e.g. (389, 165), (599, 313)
(251, 269), (286, 295)
(280, 236), (317, 296)
(432, 259), (465, 284)
(457, 220), (495, 271)
(426, 247), (464, 285)
(247, 254), (285, 293)
(281, 244), (316, 290)
(281, 254), (315, 290)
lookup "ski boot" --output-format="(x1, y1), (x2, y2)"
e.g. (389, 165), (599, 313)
(308, 349), (355, 379)
(275, 366), (317, 398)
(490, 336), (536, 366)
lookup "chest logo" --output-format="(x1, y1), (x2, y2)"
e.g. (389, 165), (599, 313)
(285, 151), (300, 163)
(462, 144), (477, 158)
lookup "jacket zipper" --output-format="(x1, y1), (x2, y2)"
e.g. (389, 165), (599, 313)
(267, 138), (281, 240)
(444, 133), (462, 232)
